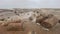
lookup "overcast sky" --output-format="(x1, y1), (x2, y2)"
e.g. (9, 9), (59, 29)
(0, 0), (60, 9)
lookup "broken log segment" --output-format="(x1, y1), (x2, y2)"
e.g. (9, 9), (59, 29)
(41, 14), (59, 28)
(36, 14), (59, 28)
(6, 23), (24, 31)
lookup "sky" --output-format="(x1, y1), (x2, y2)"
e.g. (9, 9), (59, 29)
(0, 0), (60, 9)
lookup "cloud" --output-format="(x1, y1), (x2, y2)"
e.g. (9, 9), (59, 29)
(0, 0), (60, 8)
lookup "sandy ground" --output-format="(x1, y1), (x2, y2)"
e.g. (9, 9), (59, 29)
(0, 22), (60, 34)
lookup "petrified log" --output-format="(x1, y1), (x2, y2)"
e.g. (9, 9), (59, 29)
(6, 16), (21, 23)
(36, 14), (44, 23)
(40, 14), (58, 28)
(0, 16), (24, 31)
(5, 23), (24, 31)
(1, 16), (22, 27)
(36, 14), (59, 28)
(36, 13), (48, 23)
